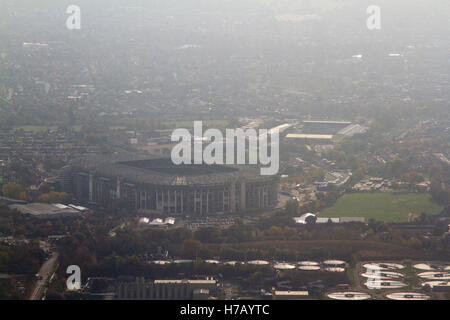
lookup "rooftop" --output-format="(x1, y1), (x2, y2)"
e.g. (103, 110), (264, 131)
(303, 120), (351, 125)
(9, 203), (82, 218)
(73, 158), (278, 186)
(286, 134), (333, 140)
(120, 159), (238, 176)
(154, 280), (216, 284)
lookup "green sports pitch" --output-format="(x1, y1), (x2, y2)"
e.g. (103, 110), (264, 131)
(319, 192), (443, 223)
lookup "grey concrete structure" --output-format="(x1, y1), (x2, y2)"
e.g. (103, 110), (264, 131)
(66, 158), (279, 215)
(115, 278), (216, 300)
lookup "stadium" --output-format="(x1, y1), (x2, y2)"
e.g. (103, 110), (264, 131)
(65, 158), (279, 215)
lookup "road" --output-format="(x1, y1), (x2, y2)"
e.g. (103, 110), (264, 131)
(29, 252), (59, 300)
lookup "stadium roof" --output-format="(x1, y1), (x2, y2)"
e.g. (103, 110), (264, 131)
(269, 123), (293, 133)
(73, 158), (278, 186)
(286, 134), (333, 140)
(303, 120), (351, 124)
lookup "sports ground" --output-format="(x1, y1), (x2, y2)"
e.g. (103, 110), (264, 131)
(319, 193), (443, 222)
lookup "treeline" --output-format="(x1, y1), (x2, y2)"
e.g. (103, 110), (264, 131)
(1, 183), (71, 204)
(0, 243), (43, 275)
(54, 218), (449, 284)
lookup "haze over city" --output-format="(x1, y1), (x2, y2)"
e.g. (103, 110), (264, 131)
(0, 0), (448, 306)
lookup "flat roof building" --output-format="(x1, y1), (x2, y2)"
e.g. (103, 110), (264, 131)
(273, 290), (309, 300)
(286, 134), (334, 145)
(116, 278), (217, 300)
(286, 134), (334, 140)
(340, 217), (365, 223)
(303, 120), (351, 125)
(302, 120), (351, 134)
(9, 203), (82, 219)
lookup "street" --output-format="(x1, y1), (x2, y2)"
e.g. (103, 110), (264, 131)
(29, 252), (59, 300)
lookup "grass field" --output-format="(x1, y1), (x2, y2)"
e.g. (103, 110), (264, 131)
(319, 192), (443, 222)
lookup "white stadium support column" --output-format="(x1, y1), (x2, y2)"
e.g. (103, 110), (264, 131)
(88, 173), (93, 202)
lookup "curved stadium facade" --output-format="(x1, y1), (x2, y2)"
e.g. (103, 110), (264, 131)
(66, 158), (279, 215)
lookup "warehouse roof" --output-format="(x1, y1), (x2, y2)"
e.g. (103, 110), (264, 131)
(9, 203), (82, 219)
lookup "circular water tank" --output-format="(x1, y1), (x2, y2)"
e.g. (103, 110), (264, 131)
(413, 263), (435, 271)
(298, 261), (319, 266)
(274, 263), (296, 270)
(152, 260), (171, 265)
(325, 267), (345, 272)
(298, 265), (321, 271)
(363, 262), (404, 271)
(386, 292), (430, 300)
(247, 260), (269, 265)
(418, 271), (450, 280)
(361, 271), (403, 279)
(323, 260), (346, 266)
(365, 280), (407, 289)
(328, 292), (371, 300)
(223, 261), (241, 266)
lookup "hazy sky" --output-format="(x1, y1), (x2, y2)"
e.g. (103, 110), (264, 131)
(0, 0), (448, 119)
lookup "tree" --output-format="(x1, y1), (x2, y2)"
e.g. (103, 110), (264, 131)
(194, 226), (221, 243)
(46, 292), (65, 300)
(407, 171), (424, 184)
(37, 192), (71, 203)
(180, 239), (202, 259)
(430, 181), (450, 206)
(388, 159), (408, 178)
(1, 184), (24, 199)
(248, 271), (265, 287)
(39, 184), (51, 194)
(284, 200), (299, 216)
(167, 228), (192, 244)
(418, 212), (428, 224)
(434, 221), (448, 237)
